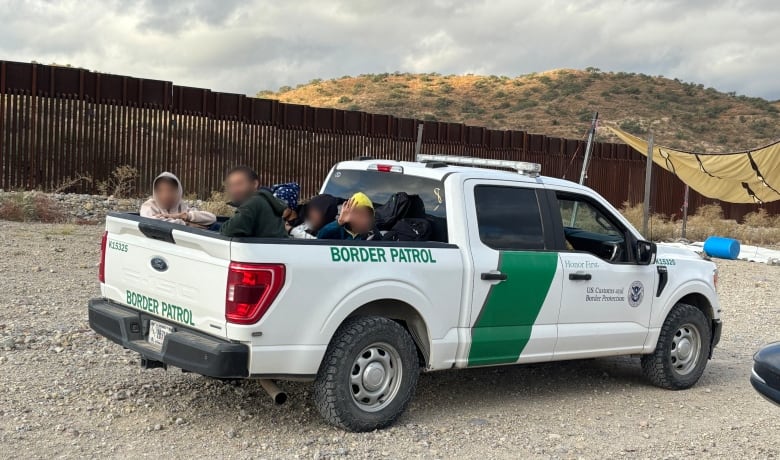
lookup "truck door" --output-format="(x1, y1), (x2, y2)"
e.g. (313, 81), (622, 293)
(552, 192), (656, 359)
(464, 180), (564, 367)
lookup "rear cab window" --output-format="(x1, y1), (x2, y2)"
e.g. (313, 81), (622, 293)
(322, 168), (448, 242)
(473, 185), (547, 250)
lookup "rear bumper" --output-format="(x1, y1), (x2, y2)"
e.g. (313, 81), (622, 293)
(88, 298), (249, 378)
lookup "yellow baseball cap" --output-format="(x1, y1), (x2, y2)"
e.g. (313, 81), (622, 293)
(350, 192), (374, 210)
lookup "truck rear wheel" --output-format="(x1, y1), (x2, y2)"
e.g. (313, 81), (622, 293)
(313, 316), (419, 432)
(641, 303), (711, 390)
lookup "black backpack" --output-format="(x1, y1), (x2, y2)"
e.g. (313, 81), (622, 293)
(374, 192), (425, 230)
(383, 218), (433, 242)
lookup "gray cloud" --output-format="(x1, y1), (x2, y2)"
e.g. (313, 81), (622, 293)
(1, 0), (778, 99)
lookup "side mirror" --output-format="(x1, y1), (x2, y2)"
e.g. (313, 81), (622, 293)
(752, 342), (780, 406)
(636, 240), (657, 265)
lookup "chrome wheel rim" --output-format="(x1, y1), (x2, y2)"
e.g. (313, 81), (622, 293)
(350, 342), (403, 412)
(670, 323), (701, 375)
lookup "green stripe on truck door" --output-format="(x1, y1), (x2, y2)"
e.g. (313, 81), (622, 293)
(468, 251), (559, 366)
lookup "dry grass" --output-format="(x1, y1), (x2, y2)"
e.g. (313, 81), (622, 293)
(620, 202), (780, 245)
(261, 69), (780, 152)
(200, 191), (234, 217)
(97, 165), (139, 198)
(0, 192), (67, 223)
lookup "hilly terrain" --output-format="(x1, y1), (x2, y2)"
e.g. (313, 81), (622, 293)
(258, 69), (780, 152)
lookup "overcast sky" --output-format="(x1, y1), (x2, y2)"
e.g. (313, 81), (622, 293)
(2, 0), (779, 99)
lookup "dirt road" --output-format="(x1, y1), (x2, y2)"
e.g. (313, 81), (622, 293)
(0, 221), (778, 459)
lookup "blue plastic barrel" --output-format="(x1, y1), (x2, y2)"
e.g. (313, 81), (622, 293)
(703, 236), (741, 260)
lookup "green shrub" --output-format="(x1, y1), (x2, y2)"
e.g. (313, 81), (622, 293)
(435, 97), (454, 110)
(619, 119), (646, 135)
(461, 100), (485, 115)
(514, 99), (539, 110)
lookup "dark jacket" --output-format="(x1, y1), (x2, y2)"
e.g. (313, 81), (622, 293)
(220, 190), (289, 238)
(316, 220), (382, 241)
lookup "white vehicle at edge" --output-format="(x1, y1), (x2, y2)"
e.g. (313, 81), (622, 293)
(89, 155), (722, 432)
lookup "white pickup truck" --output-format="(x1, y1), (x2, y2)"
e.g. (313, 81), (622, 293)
(89, 155), (722, 432)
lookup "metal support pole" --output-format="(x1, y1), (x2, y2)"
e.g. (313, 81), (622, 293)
(571, 112), (599, 226)
(642, 132), (655, 237)
(578, 112), (599, 185)
(681, 185), (690, 240)
(414, 124), (424, 158)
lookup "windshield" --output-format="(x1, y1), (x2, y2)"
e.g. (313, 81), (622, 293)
(322, 169), (446, 218)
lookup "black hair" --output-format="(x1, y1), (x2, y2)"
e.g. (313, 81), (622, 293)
(154, 176), (179, 189)
(227, 165), (259, 182)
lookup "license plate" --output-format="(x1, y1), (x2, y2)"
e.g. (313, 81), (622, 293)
(148, 320), (174, 348)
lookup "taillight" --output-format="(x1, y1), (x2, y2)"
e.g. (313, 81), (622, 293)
(225, 262), (285, 325)
(368, 163), (404, 173)
(713, 269), (718, 290)
(98, 231), (108, 283)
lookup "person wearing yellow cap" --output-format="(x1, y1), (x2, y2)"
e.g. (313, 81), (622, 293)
(316, 192), (381, 240)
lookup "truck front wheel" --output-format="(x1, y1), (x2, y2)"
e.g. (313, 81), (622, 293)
(641, 303), (711, 390)
(313, 316), (420, 432)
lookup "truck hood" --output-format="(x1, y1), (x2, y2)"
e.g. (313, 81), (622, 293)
(656, 243), (708, 262)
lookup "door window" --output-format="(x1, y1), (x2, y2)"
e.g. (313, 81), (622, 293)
(474, 186), (545, 250)
(557, 195), (628, 262)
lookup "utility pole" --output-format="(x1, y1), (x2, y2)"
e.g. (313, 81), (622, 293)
(642, 131), (655, 237)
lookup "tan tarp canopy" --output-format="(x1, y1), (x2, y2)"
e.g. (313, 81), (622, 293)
(607, 126), (780, 204)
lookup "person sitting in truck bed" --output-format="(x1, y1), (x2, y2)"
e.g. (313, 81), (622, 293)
(289, 193), (341, 239)
(140, 172), (216, 228)
(317, 192), (381, 241)
(219, 166), (289, 238)
(271, 181), (302, 231)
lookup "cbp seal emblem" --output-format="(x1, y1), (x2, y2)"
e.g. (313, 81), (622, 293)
(628, 281), (644, 307)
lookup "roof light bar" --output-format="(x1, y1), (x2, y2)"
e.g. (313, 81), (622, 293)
(416, 154), (542, 178)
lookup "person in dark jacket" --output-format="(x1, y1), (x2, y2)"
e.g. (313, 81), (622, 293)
(317, 192), (381, 241)
(220, 166), (288, 238)
(289, 193), (341, 239)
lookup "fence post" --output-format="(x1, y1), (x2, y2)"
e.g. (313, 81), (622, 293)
(414, 123), (423, 158)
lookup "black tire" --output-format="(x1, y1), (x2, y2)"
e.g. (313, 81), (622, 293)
(641, 303), (711, 390)
(313, 316), (420, 432)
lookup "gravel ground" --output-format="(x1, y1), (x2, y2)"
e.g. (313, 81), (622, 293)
(1, 220), (779, 459)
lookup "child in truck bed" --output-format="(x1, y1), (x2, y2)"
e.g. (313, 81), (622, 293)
(289, 193), (341, 239)
(317, 192), (381, 241)
(140, 172), (216, 228)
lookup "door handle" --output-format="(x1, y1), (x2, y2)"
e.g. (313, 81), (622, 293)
(481, 272), (508, 281)
(569, 273), (592, 281)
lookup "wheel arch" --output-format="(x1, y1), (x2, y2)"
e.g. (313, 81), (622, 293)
(345, 299), (431, 367)
(676, 292), (714, 321)
(652, 280), (719, 328)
